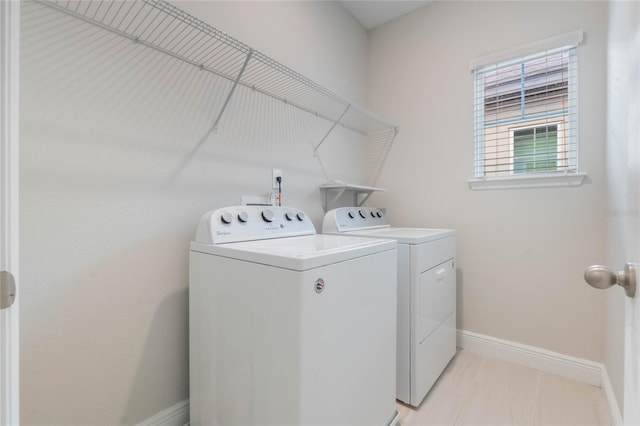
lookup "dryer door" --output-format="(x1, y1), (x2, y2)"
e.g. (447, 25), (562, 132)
(412, 257), (456, 406)
(417, 259), (455, 343)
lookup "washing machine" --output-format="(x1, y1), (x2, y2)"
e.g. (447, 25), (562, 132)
(189, 205), (400, 426)
(323, 207), (456, 407)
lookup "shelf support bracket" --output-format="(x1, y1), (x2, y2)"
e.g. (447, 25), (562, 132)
(165, 49), (253, 183)
(206, 49), (253, 136)
(313, 104), (351, 154)
(356, 192), (373, 207)
(322, 187), (347, 211)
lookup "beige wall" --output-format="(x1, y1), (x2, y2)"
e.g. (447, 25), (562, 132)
(368, 1), (608, 361)
(19, 1), (367, 424)
(18, 1), (617, 423)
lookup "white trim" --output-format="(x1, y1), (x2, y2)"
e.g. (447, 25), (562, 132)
(468, 172), (587, 190)
(470, 30), (584, 71)
(141, 333), (616, 426)
(0, 1), (20, 425)
(136, 400), (190, 426)
(601, 366), (623, 426)
(473, 70), (485, 177)
(456, 330), (602, 386)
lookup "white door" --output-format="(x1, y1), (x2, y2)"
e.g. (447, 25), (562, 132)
(0, 1), (20, 425)
(607, 1), (640, 424)
(624, 3), (640, 423)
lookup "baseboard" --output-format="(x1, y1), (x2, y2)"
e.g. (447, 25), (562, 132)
(601, 366), (623, 425)
(457, 329), (602, 386)
(136, 399), (190, 426)
(140, 332), (617, 426)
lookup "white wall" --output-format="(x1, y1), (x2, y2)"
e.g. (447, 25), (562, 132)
(368, 1), (608, 361)
(19, 1), (367, 424)
(604, 0), (640, 417)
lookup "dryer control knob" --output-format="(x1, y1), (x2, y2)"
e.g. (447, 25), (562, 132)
(370, 211), (376, 218)
(220, 212), (233, 224)
(285, 212), (295, 221)
(376, 211), (383, 218)
(238, 211), (249, 223)
(359, 209), (366, 218)
(297, 212), (306, 221)
(348, 211), (355, 219)
(262, 209), (275, 222)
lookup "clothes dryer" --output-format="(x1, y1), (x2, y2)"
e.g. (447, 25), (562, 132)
(190, 205), (399, 425)
(323, 207), (456, 407)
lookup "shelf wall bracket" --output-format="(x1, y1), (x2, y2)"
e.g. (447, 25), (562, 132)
(314, 151), (331, 182)
(205, 49), (254, 137)
(356, 192), (373, 207)
(164, 49), (253, 182)
(322, 187), (347, 212)
(313, 104), (351, 154)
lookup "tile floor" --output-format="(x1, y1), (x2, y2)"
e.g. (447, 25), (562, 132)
(396, 350), (612, 426)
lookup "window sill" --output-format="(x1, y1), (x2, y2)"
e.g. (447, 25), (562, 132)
(467, 172), (588, 190)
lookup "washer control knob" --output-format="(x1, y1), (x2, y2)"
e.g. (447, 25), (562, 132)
(262, 209), (275, 223)
(359, 209), (366, 219)
(348, 211), (355, 219)
(285, 211), (295, 221)
(220, 211), (233, 224)
(376, 211), (383, 218)
(370, 211), (376, 218)
(297, 212), (306, 221)
(237, 211), (249, 223)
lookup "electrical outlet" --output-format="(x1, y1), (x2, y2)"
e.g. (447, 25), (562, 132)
(272, 168), (283, 189)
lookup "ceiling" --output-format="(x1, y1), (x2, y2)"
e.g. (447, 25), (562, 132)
(338, 1), (431, 30)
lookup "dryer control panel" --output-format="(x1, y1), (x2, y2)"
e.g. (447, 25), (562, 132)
(323, 207), (390, 233)
(195, 206), (316, 244)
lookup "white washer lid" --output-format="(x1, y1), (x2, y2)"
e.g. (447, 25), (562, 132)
(190, 234), (397, 271)
(338, 227), (455, 245)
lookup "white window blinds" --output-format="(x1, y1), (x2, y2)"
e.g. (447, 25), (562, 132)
(472, 34), (581, 179)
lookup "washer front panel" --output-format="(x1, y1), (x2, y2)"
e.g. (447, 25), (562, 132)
(189, 237), (398, 425)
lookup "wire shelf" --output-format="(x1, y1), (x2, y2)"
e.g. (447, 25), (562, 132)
(34, 0), (398, 186)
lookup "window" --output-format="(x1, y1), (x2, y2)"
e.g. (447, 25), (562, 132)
(469, 31), (586, 189)
(513, 124), (559, 173)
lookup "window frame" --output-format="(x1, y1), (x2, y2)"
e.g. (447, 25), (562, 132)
(468, 31), (587, 190)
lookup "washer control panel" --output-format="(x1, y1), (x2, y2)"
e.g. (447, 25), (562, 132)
(322, 207), (389, 233)
(195, 206), (315, 244)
